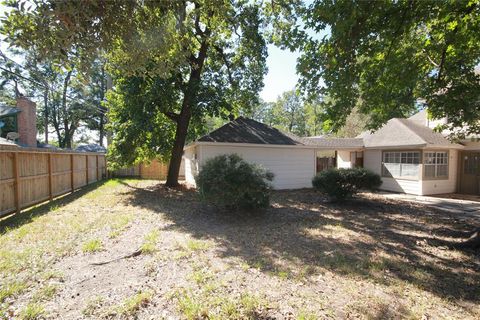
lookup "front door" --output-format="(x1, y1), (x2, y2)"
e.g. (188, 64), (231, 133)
(460, 152), (480, 195)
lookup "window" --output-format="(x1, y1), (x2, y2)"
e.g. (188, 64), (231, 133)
(424, 151), (448, 179)
(350, 151), (363, 168)
(382, 151), (420, 179)
(0, 115), (17, 138)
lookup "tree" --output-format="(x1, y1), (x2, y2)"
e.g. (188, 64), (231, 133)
(0, 49), (25, 102)
(283, 0), (480, 136)
(2, 1), (268, 187)
(273, 90), (306, 135)
(82, 59), (108, 147)
(334, 106), (370, 138)
(278, 0), (480, 248)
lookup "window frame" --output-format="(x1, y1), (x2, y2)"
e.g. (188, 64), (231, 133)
(423, 151), (449, 180)
(381, 150), (421, 181)
(0, 114), (18, 138)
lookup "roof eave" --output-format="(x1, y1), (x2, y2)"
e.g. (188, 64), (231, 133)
(187, 141), (312, 149)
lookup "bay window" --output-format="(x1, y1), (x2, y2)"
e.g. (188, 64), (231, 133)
(382, 151), (420, 179)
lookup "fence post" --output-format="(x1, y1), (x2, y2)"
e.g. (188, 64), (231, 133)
(48, 153), (53, 201)
(70, 154), (74, 192)
(85, 155), (89, 185)
(96, 155), (99, 182)
(13, 151), (20, 214)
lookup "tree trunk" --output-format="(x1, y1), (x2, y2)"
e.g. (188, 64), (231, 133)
(62, 70), (73, 149)
(166, 113), (191, 187)
(165, 33), (210, 187)
(99, 116), (105, 147)
(44, 87), (49, 144)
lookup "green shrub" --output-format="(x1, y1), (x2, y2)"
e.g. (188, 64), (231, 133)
(195, 154), (274, 211)
(312, 168), (382, 201)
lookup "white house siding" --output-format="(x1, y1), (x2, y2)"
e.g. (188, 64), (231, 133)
(198, 144), (316, 189)
(183, 147), (198, 187)
(363, 149), (423, 195)
(421, 149), (458, 195)
(337, 150), (352, 168)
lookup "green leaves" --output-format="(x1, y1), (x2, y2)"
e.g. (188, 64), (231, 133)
(281, 0), (480, 135)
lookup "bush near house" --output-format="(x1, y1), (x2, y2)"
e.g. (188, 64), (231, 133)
(312, 168), (382, 201)
(195, 154), (274, 211)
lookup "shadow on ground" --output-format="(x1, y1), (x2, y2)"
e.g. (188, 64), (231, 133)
(122, 181), (479, 302)
(0, 180), (108, 234)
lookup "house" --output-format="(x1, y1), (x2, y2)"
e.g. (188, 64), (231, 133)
(0, 97), (37, 148)
(183, 113), (479, 195)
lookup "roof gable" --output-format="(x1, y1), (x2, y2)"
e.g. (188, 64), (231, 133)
(197, 117), (304, 145)
(363, 118), (460, 148)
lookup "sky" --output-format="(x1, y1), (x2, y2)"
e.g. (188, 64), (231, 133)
(260, 45), (300, 102)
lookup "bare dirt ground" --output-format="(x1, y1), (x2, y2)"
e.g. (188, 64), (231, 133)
(1, 179), (479, 319)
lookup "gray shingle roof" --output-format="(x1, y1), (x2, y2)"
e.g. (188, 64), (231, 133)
(0, 105), (20, 118)
(197, 117), (305, 145)
(361, 118), (461, 148)
(303, 137), (364, 148)
(0, 137), (19, 147)
(75, 144), (106, 153)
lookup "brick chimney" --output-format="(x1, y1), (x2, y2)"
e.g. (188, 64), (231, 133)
(16, 97), (37, 147)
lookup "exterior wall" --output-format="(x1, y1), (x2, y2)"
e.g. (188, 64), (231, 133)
(183, 146), (198, 187)
(364, 149), (423, 195)
(16, 98), (37, 147)
(364, 148), (459, 195)
(197, 144), (316, 189)
(337, 150), (352, 168)
(462, 140), (480, 151)
(421, 149), (458, 195)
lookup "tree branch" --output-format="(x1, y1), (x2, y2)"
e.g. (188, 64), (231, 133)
(213, 45), (235, 86)
(163, 111), (180, 123)
(193, 1), (205, 37)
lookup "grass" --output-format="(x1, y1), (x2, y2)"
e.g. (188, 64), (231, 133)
(18, 303), (45, 320)
(108, 214), (133, 238)
(0, 280), (27, 303)
(176, 289), (264, 320)
(297, 310), (317, 320)
(185, 239), (211, 252)
(140, 229), (160, 254)
(32, 284), (57, 302)
(1, 180), (478, 319)
(176, 264), (265, 320)
(81, 238), (103, 253)
(110, 291), (153, 317)
(82, 296), (105, 316)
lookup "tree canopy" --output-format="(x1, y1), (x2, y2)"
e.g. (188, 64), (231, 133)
(280, 0), (480, 135)
(2, 0), (268, 186)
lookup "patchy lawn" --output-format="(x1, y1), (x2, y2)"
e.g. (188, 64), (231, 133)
(1, 179), (479, 319)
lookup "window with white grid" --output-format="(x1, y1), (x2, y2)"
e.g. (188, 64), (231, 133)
(424, 151), (448, 179)
(382, 151), (420, 179)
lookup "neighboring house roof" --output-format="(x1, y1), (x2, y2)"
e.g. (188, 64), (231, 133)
(37, 142), (62, 150)
(0, 137), (19, 147)
(0, 105), (20, 118)
(361, 118), (462, 148)
(304, 137), (364, 148)
(75, 144), (107, 153)
(197, 117), (305, 145)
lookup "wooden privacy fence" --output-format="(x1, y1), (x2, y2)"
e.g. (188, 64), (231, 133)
(0, 146), (106, 217)
(112, 159), (179, 180)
